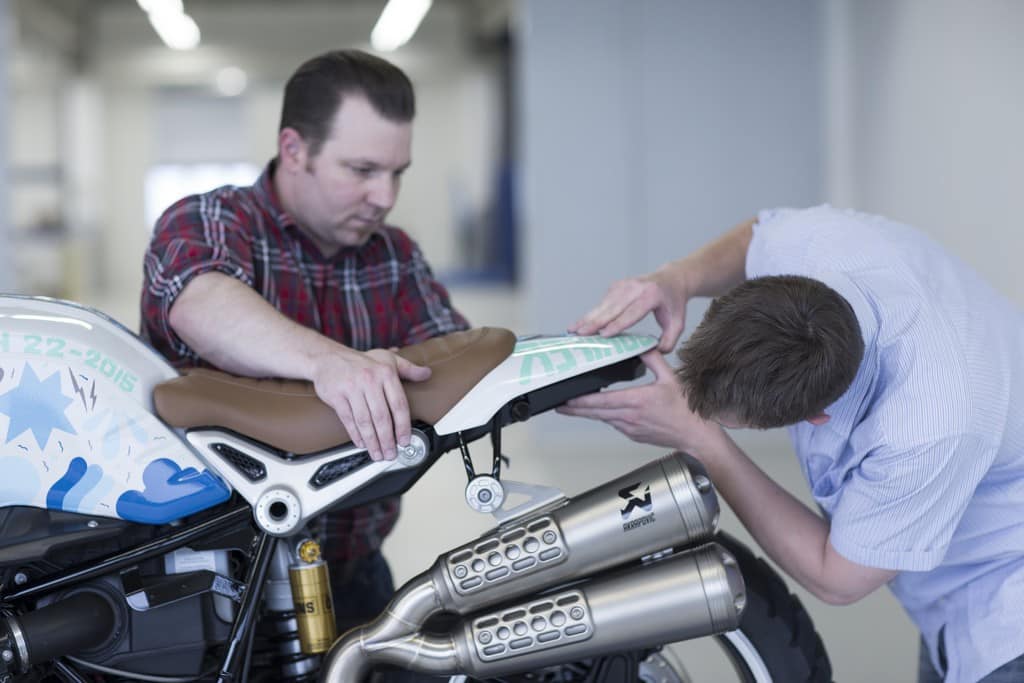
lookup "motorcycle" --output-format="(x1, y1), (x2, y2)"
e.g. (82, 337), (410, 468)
(0, 294), (831, 682)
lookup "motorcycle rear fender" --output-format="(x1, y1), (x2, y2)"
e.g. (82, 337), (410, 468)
(433, 333), (657, 435)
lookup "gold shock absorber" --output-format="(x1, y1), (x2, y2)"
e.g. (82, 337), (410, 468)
(289, 539), (337, 654)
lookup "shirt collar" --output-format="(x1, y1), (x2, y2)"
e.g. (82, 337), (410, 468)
(253, 158), (298, 231)
(812, 270), (881, 429)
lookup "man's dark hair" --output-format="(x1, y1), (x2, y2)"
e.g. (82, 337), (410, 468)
(279, 49), (415, 158)
(677, 275), (864, 429)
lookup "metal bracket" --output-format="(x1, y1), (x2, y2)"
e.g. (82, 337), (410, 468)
(491, 479), (568, 524)
(122, 567), (245, 611)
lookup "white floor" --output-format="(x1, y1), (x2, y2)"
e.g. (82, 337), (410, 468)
(88, 283), (919, 682)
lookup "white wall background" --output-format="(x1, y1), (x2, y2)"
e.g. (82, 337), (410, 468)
(826, 0), (1024, 305)
(498, 1), (1022, 681)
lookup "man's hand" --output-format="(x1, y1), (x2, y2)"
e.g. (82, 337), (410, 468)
(556, 351), (721, 452)
(310, 348), (431, 461)
(569, 266), (690, 353)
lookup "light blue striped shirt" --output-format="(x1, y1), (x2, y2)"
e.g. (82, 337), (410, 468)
(746, 206), (1024, 683)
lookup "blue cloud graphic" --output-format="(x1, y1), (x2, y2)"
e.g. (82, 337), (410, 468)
(116, 458), (230, 524)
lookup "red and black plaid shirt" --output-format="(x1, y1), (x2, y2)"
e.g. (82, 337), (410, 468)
(140, 160), (468, 561)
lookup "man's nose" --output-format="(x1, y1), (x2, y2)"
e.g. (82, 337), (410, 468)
(367, 174), (398, 210)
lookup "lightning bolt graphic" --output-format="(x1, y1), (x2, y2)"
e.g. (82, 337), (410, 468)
(89, 380), (97, 411)
(68, 367), (89, 411)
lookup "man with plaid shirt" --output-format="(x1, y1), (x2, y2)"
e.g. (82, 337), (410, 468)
(139, 49), (467, 670)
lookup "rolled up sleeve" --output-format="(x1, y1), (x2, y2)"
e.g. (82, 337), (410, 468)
(829, 434), (997, 571)
(140, 192), (255, 365)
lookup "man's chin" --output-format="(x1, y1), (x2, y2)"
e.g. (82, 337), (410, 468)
(338, 225), (379, 247)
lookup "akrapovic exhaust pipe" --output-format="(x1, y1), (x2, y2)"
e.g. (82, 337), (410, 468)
(320, 452), (722, 673)
(322, 541), (745, 680)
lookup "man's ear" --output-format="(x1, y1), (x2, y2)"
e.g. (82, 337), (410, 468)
(277, 128), (307, 171)
(806, 413), (831, 426)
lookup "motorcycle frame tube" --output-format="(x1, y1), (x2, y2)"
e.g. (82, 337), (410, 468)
(1, 502), (253, 603)
(323, 542), (744, 681)
(217, 531), (278, 683)
(0, 501), (265, 681)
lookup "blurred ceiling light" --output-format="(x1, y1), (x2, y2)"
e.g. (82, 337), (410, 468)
(215, 67), (248, 97)
(136, 0), (183, 13)
(137, 0), (201, 51)
(371, 0), (432, 52)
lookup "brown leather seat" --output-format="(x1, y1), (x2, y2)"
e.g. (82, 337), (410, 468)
(153, 327), (517, 455)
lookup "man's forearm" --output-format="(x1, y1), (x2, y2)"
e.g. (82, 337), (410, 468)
(661, 218), (755, 299)
(689, 429), (882, 605)
(168, 272), (338, 379)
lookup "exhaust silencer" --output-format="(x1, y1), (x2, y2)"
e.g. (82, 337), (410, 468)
(325, 452), (720, 652)
(434, 451), (719, 615)
(322, 541), (745, 680)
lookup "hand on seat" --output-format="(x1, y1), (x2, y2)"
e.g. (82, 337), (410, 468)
(310, 347), (432, 461)
(568, 265), (691, 353)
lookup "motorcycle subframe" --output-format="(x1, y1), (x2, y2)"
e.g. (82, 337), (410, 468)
(0, 500), (282, 682)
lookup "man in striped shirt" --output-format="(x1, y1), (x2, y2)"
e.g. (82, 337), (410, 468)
(563, 206), (1024, 683)
(140, 49), (467, 663)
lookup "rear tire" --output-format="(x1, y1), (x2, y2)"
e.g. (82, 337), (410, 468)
(714, 532), (832, 682)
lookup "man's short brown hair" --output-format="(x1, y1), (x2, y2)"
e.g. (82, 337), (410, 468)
(677, 275), (864, 428)
(279, 49), (415, 158)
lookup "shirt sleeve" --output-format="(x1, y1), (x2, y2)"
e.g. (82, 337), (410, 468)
(391, 236), (469, 345)
(139, 191), (256, 365)
(828, 433), (997, 571)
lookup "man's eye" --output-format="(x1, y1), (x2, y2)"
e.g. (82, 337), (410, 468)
(349, 165), (374, 176)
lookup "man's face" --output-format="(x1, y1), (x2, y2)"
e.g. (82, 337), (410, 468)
(286, 95), (411, 254)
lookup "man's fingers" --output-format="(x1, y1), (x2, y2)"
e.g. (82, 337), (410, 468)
(597, 297), (657, 338)
(572, 288), (633, 335)
(394, 356), (431, 382)
(350, 394), (385, 461)
(334, 400), (363, 449)
(364, 387), (397, 460)
(654, 309), (685, 352)
(571, 308), (614, 336)
(556, 404), (630, 421)
(383, 377), (412, 447)
(641, 350), (676, 381)
(565, 385), (645, 409)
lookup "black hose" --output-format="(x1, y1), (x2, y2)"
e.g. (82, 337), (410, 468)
(16, 592), (115, 666)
